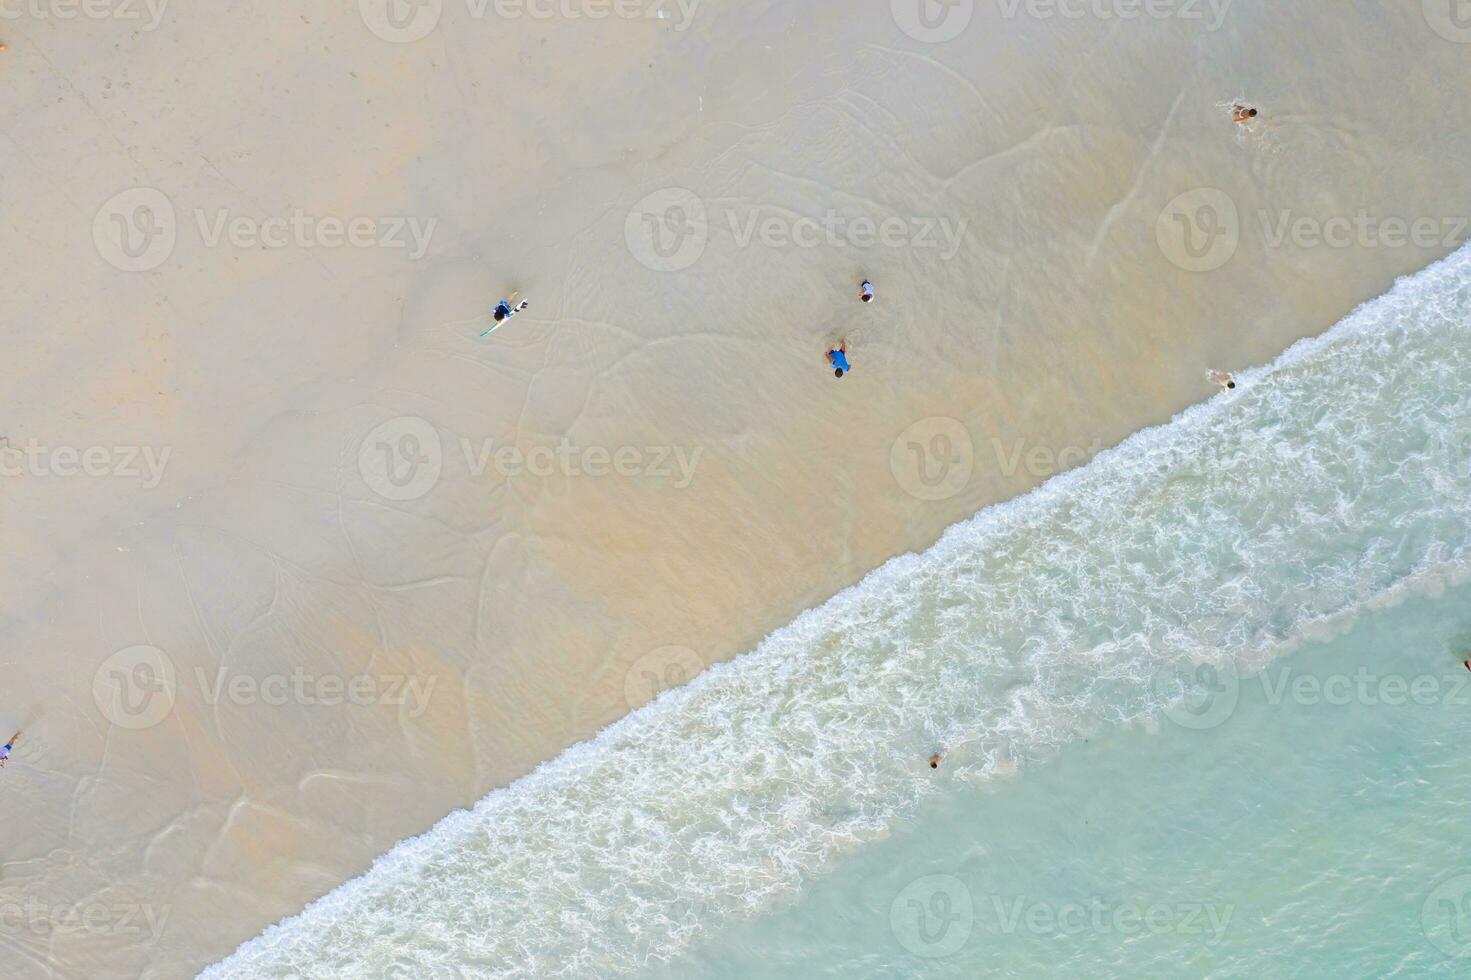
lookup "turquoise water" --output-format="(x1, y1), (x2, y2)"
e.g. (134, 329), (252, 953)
(205, 246), (1471, 978)
(653, 579), (1471, 978)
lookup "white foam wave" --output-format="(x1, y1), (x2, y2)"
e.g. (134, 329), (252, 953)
(204, 245), (1471, 978)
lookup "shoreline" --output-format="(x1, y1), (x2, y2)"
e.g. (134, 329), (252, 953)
(206, 237), (1471, 974)
(5, 1), (1471, 975)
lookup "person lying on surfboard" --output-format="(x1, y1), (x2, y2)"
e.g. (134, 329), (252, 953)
(481, 292), (530, 337)
(493, 292), (529, 323)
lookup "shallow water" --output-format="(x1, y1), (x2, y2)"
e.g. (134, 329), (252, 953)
(654, 578), (1471, 978)
(205, 243), (1471, 978)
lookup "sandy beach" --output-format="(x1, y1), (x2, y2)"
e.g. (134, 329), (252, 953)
(3, 0), (1471, 975)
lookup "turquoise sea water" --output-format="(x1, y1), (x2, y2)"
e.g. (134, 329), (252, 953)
(205, 245), (1471, 978)
(653, 578), (1471, 978)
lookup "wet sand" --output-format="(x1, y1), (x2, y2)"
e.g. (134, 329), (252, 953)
(3, 1), (1471, 975)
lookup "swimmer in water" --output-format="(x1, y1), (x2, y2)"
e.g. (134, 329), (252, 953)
(929, 754), (941, 770)
(1209, 369), (1237, 391)
(0, 731), (22, 768)
(1232, 103), (1258, 124)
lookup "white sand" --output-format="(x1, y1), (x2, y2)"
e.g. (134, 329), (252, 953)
(3, 0), (1471, 975)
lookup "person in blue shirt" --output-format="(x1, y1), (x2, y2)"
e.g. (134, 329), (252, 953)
(826, 340), (850, 378)
(0, 731), (21, 768)
(495, 291), (529, 321)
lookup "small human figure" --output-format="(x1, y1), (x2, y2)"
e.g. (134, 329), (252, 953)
(859, 279), (874, 304)
(1232, 103), (1258, 124)
(1462, 659), (1470, 673)
(493, 291), (528, 323)
(0, 731), (22, 768)
(481, 291), (529, 337)
(929, 754), (941, 770)
(826, 341), (850, 379)
(1209, 369), (1237, 391)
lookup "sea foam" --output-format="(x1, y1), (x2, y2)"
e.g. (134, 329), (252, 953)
(204, 245), (1471, 978)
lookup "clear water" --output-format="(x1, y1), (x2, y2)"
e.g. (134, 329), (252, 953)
(653, 578), (1471, 979)
(205, 245), (1471, 979)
